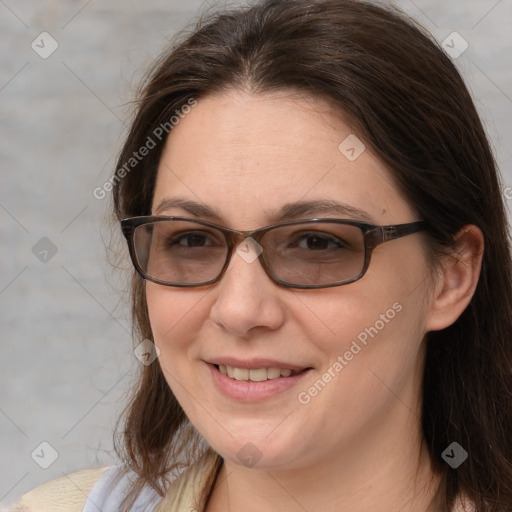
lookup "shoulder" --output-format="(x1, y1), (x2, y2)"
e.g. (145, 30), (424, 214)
(10, 466), (110, 512)
(82, 463), (160, 511)
(10, 451), (221, 512)
(11, 464), (162, 512)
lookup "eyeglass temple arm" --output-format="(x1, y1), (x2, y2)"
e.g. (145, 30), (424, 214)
(378, 221), (428, 243)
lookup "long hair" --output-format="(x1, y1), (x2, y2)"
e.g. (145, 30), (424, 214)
(111, 1), (512, 510)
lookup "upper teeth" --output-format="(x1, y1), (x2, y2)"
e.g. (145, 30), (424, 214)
(219, 365), (296, 381)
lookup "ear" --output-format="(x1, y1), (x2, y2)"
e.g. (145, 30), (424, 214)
(426, 225), (484, 332)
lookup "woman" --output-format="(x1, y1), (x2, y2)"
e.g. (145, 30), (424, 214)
(13, 0), (512, 511)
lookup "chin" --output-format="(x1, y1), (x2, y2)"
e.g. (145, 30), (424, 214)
(198, 422), (309, 470)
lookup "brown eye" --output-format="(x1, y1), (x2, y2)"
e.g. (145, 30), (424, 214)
(295, 233), (345, 251)
(172, 232), (211, 247)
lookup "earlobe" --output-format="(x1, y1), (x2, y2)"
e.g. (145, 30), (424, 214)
(426, 225), (484, 332)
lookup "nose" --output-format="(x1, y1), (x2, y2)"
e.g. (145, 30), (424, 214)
(209, 239), (286, 338)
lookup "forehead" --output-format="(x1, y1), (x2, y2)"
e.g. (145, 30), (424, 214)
(152, 89), (414, 228)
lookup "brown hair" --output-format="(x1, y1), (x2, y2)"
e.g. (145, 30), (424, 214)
(111, 1), (512, 510)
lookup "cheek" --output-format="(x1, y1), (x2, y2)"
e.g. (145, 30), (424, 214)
(297, 289), (420, 387)
(293, 297), (426, 441)
(145, 283), (206, 366)
(295, 272), (425, 360)
(293, 253), (430, 407)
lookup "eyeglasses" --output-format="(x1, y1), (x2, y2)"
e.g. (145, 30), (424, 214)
(120, 216), (427, 289)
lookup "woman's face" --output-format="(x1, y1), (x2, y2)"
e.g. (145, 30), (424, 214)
(146, 89), (434, 471)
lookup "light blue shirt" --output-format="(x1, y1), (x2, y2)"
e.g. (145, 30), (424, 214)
(82, 465), (161, 512)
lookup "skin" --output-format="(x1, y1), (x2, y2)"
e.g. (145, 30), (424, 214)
(146, 89), (483, 512)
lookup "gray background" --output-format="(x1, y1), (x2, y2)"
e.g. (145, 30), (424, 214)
(1, 0), (511, 505)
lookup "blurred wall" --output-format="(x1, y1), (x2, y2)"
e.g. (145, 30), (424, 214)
(1, 0), (510, 503)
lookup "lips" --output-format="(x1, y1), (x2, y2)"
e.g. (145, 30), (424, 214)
(206, 357), (311, 384)
(207, 360), (313, 402)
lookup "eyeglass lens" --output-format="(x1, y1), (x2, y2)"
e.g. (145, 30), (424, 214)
(132, 219), (366, 286)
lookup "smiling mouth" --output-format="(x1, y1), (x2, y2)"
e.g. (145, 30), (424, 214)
(213, 364), (310, 382)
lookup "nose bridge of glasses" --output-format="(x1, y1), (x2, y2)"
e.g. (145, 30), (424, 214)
(221, 225), (268, 250)
(219, 227), (273, 285)
(223, 228), (255, 250)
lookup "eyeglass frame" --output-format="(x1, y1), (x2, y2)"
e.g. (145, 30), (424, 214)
(120, 215), (428, 289)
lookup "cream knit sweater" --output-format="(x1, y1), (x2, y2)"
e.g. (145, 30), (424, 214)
(9, 450), (220, 512)
(10, 467), (110, 512)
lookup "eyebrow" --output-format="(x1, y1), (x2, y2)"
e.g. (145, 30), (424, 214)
(154, 197), (375, 224)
